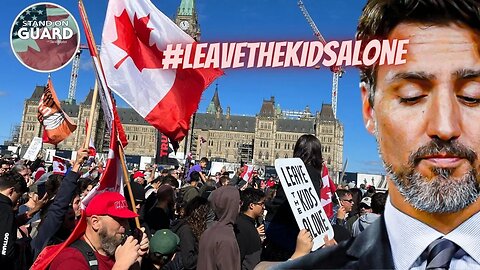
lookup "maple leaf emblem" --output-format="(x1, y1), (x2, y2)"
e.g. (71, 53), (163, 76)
(112, 10), (164, 71)
(17, 33), (78, 71)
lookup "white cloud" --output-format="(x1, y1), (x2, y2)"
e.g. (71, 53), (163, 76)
(79, 60), (93, 71)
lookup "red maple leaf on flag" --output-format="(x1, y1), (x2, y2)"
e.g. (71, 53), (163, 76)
(17, 33), (78, 71)
(112, 10), (164, 71)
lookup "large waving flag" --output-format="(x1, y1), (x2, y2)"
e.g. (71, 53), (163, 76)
(32, 121), (125, 270)
(320, 164), (337, 219)
(37, 78), (77, 145)
(100, 0), (223, 142)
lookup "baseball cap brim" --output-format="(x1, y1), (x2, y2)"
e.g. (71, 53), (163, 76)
(107, 208), (139, 219)
(360, 203), (371, 208)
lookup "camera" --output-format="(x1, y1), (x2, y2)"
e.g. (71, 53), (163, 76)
(121, 227), (143, 245)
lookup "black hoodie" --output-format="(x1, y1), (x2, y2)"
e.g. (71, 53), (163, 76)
(170, 218), (198, 270)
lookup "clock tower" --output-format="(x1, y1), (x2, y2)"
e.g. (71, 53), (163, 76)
(175, 0), (201, 41)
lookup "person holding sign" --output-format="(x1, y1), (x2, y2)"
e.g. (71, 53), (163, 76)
(273, 0), (480, 269)
(263, 135), (326, 261)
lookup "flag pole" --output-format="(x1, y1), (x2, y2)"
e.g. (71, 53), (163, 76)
(118, 143), (141, 228)
(83, 80), (99, 149)
(78, 0), (139, 228)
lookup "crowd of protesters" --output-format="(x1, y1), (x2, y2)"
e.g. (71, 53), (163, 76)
(0, 134), (386, 270)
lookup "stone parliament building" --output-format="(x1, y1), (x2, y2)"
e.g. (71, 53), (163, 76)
(17, 0), (344, 174)
(18, 85), (344, 174)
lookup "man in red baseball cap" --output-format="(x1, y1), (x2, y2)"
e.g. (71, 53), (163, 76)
(49, 192), (149, 270)
(133, 171), (146, 186)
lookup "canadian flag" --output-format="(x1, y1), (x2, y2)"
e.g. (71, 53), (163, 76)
(31, 121), (125, 270)
(320, 164), (337, 219)
(52, 156), (67, 175)
(240, 165), (254, 182)
(100, 0), (223, 142)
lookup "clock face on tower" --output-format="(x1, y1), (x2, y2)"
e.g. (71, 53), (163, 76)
(179, 20), (190, 30)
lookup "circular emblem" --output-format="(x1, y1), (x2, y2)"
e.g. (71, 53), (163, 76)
(10, 2), (80, 73)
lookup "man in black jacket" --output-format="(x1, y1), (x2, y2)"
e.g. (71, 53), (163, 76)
(275, 0), (480, 269)
(0, 171), (29, 268)
(235, 188), (265, 270)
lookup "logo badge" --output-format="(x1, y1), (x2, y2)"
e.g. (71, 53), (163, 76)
(10, 2), (80, 73)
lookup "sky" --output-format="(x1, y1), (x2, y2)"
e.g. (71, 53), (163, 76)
(0, 0), (385, 174)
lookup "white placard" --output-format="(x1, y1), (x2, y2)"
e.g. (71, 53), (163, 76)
(23, 137), (43, 161)
(275, 158), (334, 251)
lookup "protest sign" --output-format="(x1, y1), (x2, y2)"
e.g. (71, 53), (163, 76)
(23, 137), (43, 161)
(275, 158), (334, 250)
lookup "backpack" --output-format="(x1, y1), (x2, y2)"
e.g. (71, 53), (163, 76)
(69, 239), (98, 270)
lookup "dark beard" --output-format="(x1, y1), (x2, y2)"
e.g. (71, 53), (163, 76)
(98, 227), (123, 257)
(381, 139), (480, 213)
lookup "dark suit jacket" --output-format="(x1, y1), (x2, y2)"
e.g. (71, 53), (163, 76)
(271, 215), (395, 269)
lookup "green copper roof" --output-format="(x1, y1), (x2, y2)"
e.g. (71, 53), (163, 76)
(206, 85), (222, 114)
(178, 0), (195, 16)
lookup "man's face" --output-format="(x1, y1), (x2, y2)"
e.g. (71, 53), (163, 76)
(10, 190), (22, 206)
(170, 170), (179, 179)
(0, 164), (9, 175)
(252, 199), (265, 218)
(19, 169), (29, 181)
(136, 177), (145, 185)
(97, 215), (129, 256)
(200, 161), (207, 169)
(363, 23), (480, 213)
(340, 194), (354, 212)
(360, 204), (372, 216)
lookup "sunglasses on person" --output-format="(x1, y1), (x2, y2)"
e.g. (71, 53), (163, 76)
(253, 201), (265, 207)
(342, 199), (354, 203)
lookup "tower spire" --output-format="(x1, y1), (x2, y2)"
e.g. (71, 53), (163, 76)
(206, 83), (222, 115)
(178, 0), (195, 16)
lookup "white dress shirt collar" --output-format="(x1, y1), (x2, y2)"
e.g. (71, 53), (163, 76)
(384, 196), (480, 269)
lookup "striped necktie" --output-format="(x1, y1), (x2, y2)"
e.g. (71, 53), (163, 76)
(426, 238), (460, 270)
